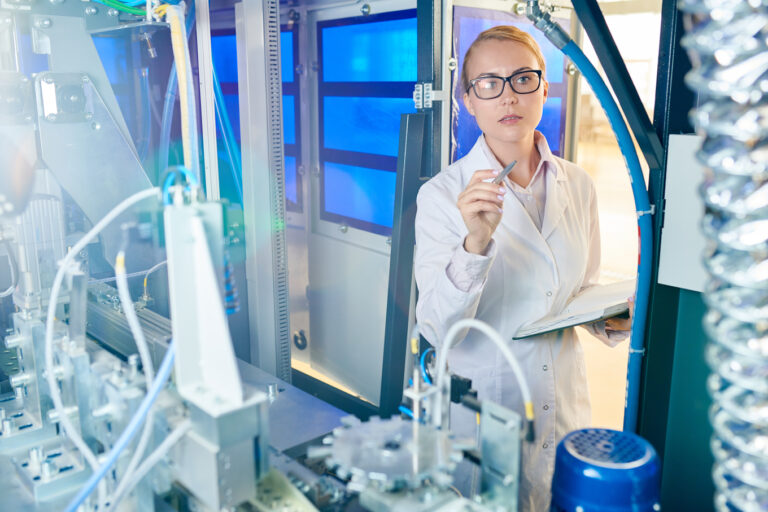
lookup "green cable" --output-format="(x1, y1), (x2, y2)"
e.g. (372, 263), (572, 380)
(94, 0), (147, 16)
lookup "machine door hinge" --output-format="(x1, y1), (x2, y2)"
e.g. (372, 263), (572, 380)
(413, 83), (447, 109)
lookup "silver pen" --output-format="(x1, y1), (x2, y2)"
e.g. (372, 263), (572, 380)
(492, 160), (518, 185)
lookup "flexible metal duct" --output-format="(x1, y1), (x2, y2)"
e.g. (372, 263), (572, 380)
(680, 1), (768, 510)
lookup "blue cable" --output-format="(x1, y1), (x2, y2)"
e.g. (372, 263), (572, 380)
(212, 67), (243, 202)
(398, 405), (414, 419)
(65, 340), (177, 512)
(560, 41), (653, 433)
(420, 347), (434, 385)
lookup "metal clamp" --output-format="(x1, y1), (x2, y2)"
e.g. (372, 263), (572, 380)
(628, 347), (645, 355)
(413, 83), (447, 109)
(636, 204), (656, 217)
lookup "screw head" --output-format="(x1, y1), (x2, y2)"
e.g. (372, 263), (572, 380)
(361, 3), (370, 15)
(447, 58), (458, 71)
(46, 113), (57, 122)
(36, 18), (52, 29)
(107, 7), (118, 16)
(85, 5), (97, 15)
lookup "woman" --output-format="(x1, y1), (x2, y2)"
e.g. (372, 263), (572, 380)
(414, 26), (631, 510)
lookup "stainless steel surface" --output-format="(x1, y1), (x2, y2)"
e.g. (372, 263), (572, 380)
(681, 2), (768, 510)
(478, 400), (520, 509)
(315, 415), (456, 493)
(236, 0), (292, 381)
(34, 70), (154, 266)
(237, 359), (345, 452)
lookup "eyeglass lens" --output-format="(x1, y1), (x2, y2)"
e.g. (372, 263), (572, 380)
(472, 71), (541, 99)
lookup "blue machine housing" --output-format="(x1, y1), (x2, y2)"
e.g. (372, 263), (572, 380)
(551, 428), (661, 512)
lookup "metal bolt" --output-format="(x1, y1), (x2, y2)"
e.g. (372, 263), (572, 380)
(338, 224), (348, 234)
(85, 112), (93, 121)
(297, 165), (306, 175)
(447, 58), (458, 71)
(311, 61), (320, 72)
(46, 114), (57, 122)
(36, 18), (52, 29)
(85, 5), (97, 15)
(361, 3), (370, 15)
(567, 63), (578, 76)
(107, 8), (118, 16)
(513, 2), (526, 16)
(288, 9), (299, 22)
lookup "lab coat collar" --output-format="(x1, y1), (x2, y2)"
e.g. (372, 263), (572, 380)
(462, 133), (569, 259)
(472, 131), (567, 185)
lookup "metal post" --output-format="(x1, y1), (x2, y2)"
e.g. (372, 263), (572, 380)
(194, 0), (220, 199)
(380, 112), (427, 415)
(235, 0), (291, 382)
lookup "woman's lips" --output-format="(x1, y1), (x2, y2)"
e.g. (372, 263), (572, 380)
(499, 114), (522, 124)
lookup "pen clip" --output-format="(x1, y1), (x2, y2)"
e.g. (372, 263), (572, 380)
(492, 160), (517, 185)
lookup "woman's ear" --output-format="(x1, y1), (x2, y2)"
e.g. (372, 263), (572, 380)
(463, 92), (475, 116)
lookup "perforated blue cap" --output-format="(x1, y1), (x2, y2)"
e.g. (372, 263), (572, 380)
(551, 428), (661, 512)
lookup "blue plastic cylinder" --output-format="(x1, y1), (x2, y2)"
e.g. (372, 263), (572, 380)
(551, 428), (661, 512)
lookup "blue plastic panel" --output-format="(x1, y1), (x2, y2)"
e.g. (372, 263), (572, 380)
(323, 96), (414, 157)
(281, 31), (294, 82)
(285, 156), (297, 204)
(539, 97), (563, 152)
(324, 162), (396, 228)
(222, 93), (241, 142)
(322, 17), (417, 82)
(211, 34), (239, 84)
(457, 15), (564, 84)
(283, 95), (295, 145)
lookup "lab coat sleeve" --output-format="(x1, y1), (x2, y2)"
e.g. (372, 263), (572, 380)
(414, 183), (496, 348)
(579, 180), (630, 347)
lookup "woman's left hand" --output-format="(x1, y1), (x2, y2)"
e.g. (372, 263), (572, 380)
(605, 296), (634, 334)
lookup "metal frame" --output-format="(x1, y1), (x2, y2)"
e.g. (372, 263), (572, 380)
(195, 0), (221, 199)
(235, 0), (292, 382)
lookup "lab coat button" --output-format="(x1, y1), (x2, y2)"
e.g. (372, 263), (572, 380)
(542, 365), (548, 371)
(543, 442), (549, 449)
(546, 291), (552, 297)
(543, 404), (549, 411)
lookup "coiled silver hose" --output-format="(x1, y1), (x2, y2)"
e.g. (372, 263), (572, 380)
(680, 1), (768, 510)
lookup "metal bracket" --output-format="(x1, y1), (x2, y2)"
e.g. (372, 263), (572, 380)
(413, 83), (447, 109)
(637, 204), (656, 217)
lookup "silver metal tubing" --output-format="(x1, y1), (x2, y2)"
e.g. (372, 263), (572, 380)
(682, 1), (768, 509)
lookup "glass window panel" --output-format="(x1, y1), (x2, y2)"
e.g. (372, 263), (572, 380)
(322, 17), (417, 82)
(324, 162), (395, 228)
(457, 16), (564, 84)
(281, 31), (294, 83)
(283, 95), (295, 145)
(323, 96), (414, 157)
(285, 156), (297, 204)
(211, 34), (239, 84)
(538, 97), (563, 152)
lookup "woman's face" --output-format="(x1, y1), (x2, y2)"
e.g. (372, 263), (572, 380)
(462, 39), (548, 149)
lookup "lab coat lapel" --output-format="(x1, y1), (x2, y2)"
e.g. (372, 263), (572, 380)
(541, 162), (568, 240)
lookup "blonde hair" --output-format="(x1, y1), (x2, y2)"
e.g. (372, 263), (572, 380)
(461, 26), (547, 93)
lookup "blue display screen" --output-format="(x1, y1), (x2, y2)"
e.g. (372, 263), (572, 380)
(285, 156), (297, 204)
(323, 96), (414, 157)
(283, 95), (295, 145)
(322, 17), (417, 82)
(281, 31), (294, 82)
(323, 162), (396, 228)
(211, 34), (239, 84)
(457, 16), (564, 84)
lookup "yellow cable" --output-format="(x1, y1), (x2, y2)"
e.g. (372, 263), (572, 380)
(524, 401), (534, 421)
(410, 336), (418, 355)
(162, 5), (192, 171)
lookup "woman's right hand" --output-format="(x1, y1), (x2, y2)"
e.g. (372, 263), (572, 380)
(457, 169), (506, 254)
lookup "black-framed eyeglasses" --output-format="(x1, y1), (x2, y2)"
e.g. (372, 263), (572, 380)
(467, 70), (543, 99)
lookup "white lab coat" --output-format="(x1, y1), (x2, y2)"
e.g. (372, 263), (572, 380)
(414, 134), (609, 511)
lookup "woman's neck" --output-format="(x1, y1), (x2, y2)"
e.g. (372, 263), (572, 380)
(485, 133), (541, 188)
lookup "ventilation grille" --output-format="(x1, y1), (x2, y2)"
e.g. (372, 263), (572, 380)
(565, 429), (649, 467)
(264, 0), (291, 383)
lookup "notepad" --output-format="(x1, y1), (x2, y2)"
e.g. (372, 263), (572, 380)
(513, 279), (635, 340)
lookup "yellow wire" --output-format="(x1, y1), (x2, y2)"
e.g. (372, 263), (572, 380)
(160, 5), (192, 170)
